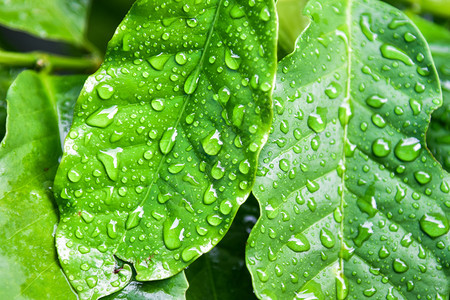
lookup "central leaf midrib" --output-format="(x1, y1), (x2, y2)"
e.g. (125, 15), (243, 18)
(117, 0), (226, 256)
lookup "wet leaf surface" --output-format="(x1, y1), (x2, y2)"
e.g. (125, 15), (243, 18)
(247, 0), (450, 299)
(53, 0), (277, 298)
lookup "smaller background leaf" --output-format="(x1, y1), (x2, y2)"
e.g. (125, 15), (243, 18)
(0, 0), (91, 45)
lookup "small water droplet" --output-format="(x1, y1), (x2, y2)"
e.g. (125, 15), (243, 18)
(366, 95), (387, 108)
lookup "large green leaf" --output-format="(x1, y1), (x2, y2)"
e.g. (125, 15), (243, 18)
(0, 70), (85, 299)
(0, 0), (90, 45)
(54, 0), (277, 299)
(247, 0), (450, 299)
(186, 195), (259, 300)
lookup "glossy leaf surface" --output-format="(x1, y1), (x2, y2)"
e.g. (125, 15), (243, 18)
(248, 0), (450, 299)
(54, 0), (277, 298)
(186, 195), (259, 300)
(0, 0), (90, 44)
(0, 70), (85, 299)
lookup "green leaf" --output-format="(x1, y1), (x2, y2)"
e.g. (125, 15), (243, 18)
(186, 195), (259, 300)
(104, 271), (188, 300)
(247, 0), (450, 299)
(0, 0), (90, 44)
(53, 0), (277, 299)
(0, 70), (85, 299)
(0, 65), (21, 140)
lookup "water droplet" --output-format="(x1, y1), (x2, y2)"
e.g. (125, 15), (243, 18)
(353, 221), (373, 247)
(287, 233), (310, 252)
(259, 6), (271, 21)
(414, 171), (431, 185)
(232, 105), (245, 127)
(97, 84), (114, 100)
(393, 258), (409, 273)
(336, 271), (349, 300)
(86, 105), (118, 128)
(394, 138), (421, 161)
(202, 129), (223, 156)
(372, 138), (391, 157)
(181, 247), (200, 262)
(168, 163), (185, 174)
(256, 269), (269, 282)
(68, 168), (81, 183)
(419, 213), (449, 238)
(230, 5), (245, 19)
(320, 228), (335, 248)
(148, 53), (171, 70)
(163, 217), (183, 250)
(184, 70), (199, 94)
(225, 49), (241, 70)
(211, 161), (225, 180)
(366, 95), (387, 108)
(175, 52), (187, 65)
(86, 276), (98, 288)
(203, 184), (218, 205)
(151, 98), (165, 111)
(380, 44), (413, 66)
(218, 86), (231, 104)
(97, 148), (123, 181)
(378, 245), (390, 258)
(207, 214), (223, 226)
(159, 127), (177, 154)
(239, 159), (251, 174)
(371, 114), (386, 128)
(107, 220), (118, 239)
(279, 159), (290, 172)
(126, 206), (143, 230)
(360, 14), (377, 41)
(81, 211), (94, 223)
(363, 287), (377, 297)
(325, 81), (342, 99)
(219, 200), (233, 215)
(307, 109), (327, 133)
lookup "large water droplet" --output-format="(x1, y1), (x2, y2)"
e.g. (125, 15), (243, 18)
(353, 221), (373, 247)
(225, 49), (241, 70)
(126, 206), (144, 230)
(372, 138), (391, 157)
(320, 228), (336, 248)
(86, 105), (118, 128)
(163, 217), (183, 250)
(97, 84), (114, 100)
(380, 44), (414, 66)
(307, 109), (327, 133)
(202, 129), (223, 156)
(151, 98), (165, 111)
(97, 148), (123, 181)
(148, 53), (171, 70)
(366, 95), (387, 108)
(287, 233), (310, 252)
(393, 258), (409, 273)
(184, 70), (199, 94)
(159, 127), (177, 154)
(419, 213), (449, 238)
(203, 184), (218, 205)
(394, 138), (421, 162)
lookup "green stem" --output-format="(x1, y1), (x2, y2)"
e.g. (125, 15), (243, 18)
(0, 50), (101, 72)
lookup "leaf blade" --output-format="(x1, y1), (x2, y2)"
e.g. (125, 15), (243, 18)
(248, 0), (450, 299)
(54, 0), (277, 298)
(0, 0), (90, 44)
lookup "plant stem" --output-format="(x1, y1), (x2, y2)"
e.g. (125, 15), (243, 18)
(0, 50), (101, 72)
